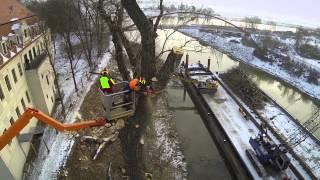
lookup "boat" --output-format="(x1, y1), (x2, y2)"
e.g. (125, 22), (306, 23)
(184, 62), (219, 93)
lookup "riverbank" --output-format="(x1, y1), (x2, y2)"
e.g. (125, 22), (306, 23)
(220, 68), (320, 178)
(179, 28), (320, 102)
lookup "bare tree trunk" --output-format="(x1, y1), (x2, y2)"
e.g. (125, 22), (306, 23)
(121, 0), (156, 80)
(113, 31), (130, 81)
(75, 0), (94, 70)
(42, 28), (66, 118)
(63, 32), (79, 92)
(98, 0), (130, 81)
(157, 49), (184, 83)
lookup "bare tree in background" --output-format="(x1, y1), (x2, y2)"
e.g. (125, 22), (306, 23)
(244, 16), (261, 30)
(39, 24), (66, 118)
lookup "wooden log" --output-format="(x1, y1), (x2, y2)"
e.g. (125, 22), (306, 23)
(107, 162), (112, 180)
(157, 47), (184, 83)
(93, 142), (107, 160)
(92, 132), (119, 160)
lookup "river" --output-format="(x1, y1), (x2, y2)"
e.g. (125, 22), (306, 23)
(156, 29), (320, 139)
(167, 83), (232, 179)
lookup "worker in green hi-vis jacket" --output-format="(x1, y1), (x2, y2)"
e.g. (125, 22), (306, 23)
(99, 68), (115, 94)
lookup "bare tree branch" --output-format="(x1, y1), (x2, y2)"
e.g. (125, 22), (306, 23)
(153, 0), (164, 34)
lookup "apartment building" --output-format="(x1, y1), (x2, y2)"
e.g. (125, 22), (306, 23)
(0, 0), (56, 179)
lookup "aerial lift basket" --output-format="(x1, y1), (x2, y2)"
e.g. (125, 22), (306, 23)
(100, 81), (136, 120)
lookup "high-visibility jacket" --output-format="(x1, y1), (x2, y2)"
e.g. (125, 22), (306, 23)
(99, 76), (115, 89)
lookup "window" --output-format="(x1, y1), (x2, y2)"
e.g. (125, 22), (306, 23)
(46, 75), (50, 85)
(24, 29), (28, 37)
(51, 96), (53, 103)
(18, 63), (23, 76)
(33, 47), (37, 57)
(37, 45), (40, 54)
(2, 43), (7, 54)
(21, 98), (26, 110)
(26, 91), (30, 103)
(4, 75), (12, 91)
(28, 50), (33, 61)
(16, 36), (20, 44)
(12, 69), (17, 83)
(0, 85), (4, 100)
(10, 118), (14, 125)
(16, 107), (21, 117)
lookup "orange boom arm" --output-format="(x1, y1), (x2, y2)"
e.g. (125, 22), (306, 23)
(0, 108), (107, 150)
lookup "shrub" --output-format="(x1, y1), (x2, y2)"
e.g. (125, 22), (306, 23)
(298, 44), (320, 60)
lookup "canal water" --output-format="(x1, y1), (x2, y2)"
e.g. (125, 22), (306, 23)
(167, 83), (232, 179)
(156, 29), (320, 139)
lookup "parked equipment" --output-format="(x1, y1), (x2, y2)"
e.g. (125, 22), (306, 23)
(246, 123), (290, 177)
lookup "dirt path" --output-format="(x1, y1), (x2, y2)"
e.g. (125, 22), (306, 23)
(58, 83), (126, 180)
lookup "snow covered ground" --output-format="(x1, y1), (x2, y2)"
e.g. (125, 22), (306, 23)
(28, 36), (112, 179)
(179, 28), (320, 101)
(202, 84), (301, 179)
(37, 51), (111, 180)
(214, 75), (319, 178)
(153, 94), (187, 179)
(258, 103), (320, 177)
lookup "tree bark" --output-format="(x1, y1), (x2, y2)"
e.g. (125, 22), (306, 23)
(121, 0), (156, 80)
(157, 48), (184, 83)
(112, 31), (130, 81)
(63, 32), (78, 92)
(98, 0), (130, 81)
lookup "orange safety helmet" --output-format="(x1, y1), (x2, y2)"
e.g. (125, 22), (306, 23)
(129, 78), (140, 91)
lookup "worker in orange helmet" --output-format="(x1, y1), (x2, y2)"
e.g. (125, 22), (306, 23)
(129, 78), (140, 92)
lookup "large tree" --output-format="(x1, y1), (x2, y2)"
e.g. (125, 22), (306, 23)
(120, 0), (158, 80)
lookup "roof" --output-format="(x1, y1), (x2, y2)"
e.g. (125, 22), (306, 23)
(0, 0), (37, 37)
(0, 0), (34, 24)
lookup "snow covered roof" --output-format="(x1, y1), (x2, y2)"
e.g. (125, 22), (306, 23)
(10, 17), (19, 22)
(11, 23), (21, 31)
(1, 36), (8, 41)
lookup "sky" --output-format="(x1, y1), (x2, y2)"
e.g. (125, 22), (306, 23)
(165, 0), (320, 28)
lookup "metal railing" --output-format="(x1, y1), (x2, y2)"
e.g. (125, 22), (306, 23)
(100, 81), (136, 120)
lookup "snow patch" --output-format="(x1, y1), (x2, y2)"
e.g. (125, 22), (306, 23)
(153, 96), (187, 179)
(11, 23), (21, 31)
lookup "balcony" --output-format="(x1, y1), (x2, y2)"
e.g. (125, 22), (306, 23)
(25, 52), (47, 70)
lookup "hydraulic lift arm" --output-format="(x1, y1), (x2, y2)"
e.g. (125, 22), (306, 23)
(0, 108), (107, 150)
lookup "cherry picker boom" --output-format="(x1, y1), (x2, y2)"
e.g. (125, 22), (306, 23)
(0, 108), (107, 151)
(0, 81), (137, 151)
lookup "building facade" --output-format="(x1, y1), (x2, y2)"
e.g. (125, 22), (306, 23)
(0, 0), (56, 179)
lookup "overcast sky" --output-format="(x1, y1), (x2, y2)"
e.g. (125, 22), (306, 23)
(166, 0), (319, 27)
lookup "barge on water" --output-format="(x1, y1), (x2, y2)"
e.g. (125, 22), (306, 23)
(179, 57), (309, 179)
(182, 60), (219, 93)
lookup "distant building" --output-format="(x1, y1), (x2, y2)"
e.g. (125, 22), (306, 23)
(0, 0), (56, 179)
